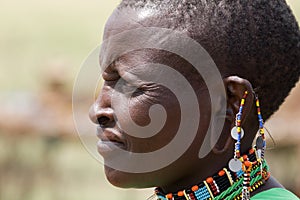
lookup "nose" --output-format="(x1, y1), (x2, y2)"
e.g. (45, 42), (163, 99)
(89, 88), (116, 128)
(89, 106), (115, 127)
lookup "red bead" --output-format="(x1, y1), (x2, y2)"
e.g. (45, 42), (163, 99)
(190, 193), (196, 200)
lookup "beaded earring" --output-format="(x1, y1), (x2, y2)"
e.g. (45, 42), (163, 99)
(228, 91), (248, 173)
(254, 94), (266, 173)
(228, 91), (249, 199)
(228, 91), (267, 200)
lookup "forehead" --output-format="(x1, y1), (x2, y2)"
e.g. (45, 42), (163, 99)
(100, 7), (179, 74)
(99, 7), (208, 88)
(100, 7), (161, 68)
(103, 7), (160, 40)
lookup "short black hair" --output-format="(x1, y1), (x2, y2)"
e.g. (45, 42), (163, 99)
(118, 0), (300, 120)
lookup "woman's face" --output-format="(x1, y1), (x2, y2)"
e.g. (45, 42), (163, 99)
(89, 8), (213, 189)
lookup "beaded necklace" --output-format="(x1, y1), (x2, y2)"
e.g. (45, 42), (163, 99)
(148, 148), (270, 200)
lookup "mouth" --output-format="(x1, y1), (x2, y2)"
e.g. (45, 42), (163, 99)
(96, 127), (127, 155)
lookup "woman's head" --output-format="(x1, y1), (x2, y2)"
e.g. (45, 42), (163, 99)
(90, 0), (300, 189)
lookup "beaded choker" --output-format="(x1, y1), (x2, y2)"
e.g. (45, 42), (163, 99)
(148, 148), (270, 200)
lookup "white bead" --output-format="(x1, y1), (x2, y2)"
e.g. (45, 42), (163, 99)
(228, 158), (242, 172)
(231, 127), (244, 140)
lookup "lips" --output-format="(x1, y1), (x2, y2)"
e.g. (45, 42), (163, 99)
(96, 127), (127, 155)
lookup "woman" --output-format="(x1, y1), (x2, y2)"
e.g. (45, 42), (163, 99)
(89, 0), (300, 199)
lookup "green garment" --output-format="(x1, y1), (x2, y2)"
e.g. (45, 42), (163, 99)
(252, 188), (299, 200)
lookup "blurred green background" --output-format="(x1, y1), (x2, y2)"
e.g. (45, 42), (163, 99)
(0, 1), (299, 200)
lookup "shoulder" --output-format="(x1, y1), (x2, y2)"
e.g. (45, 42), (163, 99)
(252, 188), (299, 200)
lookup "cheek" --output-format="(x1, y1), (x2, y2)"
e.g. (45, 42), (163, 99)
(123, 91), (181, 153)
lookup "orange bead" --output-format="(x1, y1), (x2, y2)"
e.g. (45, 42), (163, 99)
(244, 161), (252, 167)
(243, 155), (248, 160)
(177, 191), (184, 197)
(206, 177), (214, 184)
(166, 193), (173, 199)
(218, 170), (225, 176)
(192, 185), (199, 191)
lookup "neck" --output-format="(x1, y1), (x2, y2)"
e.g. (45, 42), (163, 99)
(159, 152), (232, 194)
(150, 148), (270, 200)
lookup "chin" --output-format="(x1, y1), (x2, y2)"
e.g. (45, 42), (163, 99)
(104, 165), (156, 188)
(104, 166), (131, 188)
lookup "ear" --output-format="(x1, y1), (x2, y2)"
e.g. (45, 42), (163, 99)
(212, 76), (254, 154)
(225, 76), (254, 122)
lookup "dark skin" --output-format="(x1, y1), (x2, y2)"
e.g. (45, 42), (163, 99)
(89, 7), (283, 195)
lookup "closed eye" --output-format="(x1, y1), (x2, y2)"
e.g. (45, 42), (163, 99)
(115, 78), (142, 96)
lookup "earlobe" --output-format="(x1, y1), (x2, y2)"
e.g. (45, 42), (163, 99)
(212, 76), (254, 154)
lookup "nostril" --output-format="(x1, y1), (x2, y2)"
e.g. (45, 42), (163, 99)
(90, 106), (115, 127)
(97, 116), (110, 127)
